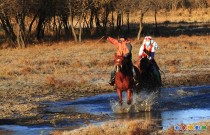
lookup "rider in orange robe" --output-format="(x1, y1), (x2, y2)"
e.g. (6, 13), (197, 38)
(107, 35), (138, 86)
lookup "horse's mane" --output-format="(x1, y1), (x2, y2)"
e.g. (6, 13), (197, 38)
(139, 57), (150, 72)
(114, 55), (123, 65)
(114, 55), (132, 76)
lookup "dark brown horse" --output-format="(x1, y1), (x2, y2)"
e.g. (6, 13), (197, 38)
(114, 55), (134, 105)
(136, 57), (161, 93)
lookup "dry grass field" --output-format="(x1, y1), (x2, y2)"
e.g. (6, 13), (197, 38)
(54, 119), (155, 135)
(0, 35), (209, 125)
(0, 8), (210, 134)
(137, 8), (210, 23)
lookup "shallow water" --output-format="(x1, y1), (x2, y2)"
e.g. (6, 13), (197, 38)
(1, 85), (210, 135)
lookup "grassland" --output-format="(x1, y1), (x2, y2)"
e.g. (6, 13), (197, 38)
(54, 119), (155, 135)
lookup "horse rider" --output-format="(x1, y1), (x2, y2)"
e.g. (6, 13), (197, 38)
(138, 36), (162, 86)
(107, 35), (139, 86)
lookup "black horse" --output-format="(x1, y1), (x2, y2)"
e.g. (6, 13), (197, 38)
(137, 57), (161, 93)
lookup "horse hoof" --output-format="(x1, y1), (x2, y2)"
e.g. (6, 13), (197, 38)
(127, 100), (132, 105)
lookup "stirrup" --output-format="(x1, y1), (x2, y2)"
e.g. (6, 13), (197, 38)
(135, 82), (139, 86)
(136, 82), (139, 86)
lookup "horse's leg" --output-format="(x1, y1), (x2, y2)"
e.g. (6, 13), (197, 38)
(117, 88), (122, 105)
(126, 89), (132, 105)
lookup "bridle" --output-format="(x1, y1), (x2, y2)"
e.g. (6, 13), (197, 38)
(114, 56), (123, 72)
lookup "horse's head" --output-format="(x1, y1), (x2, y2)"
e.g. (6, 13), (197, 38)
(114, 55), (124, 72)
(139, 57), (150, 72)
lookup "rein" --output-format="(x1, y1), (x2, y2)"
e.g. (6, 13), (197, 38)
(115, 57), (122, 72)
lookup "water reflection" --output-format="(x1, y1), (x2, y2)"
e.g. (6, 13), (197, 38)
(0, 125), (53, 135)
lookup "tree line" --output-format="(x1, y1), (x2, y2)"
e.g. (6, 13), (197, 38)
(0, 0), (209, 48)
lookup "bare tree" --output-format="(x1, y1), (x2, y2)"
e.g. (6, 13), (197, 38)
(67, 0), (78, 42)
(133, 0), (150, 40)
(0, 0), (28, 48)
(0, 0), (209, 48)
(0, 0), (15, 46)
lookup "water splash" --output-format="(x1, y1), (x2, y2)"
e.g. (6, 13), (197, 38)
(110, 91), (159, 113)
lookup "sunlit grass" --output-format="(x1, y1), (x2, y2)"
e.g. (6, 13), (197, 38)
(0, 35), (209, 92)
(57, 119), (154, 135)
(140, 8), (210, 23)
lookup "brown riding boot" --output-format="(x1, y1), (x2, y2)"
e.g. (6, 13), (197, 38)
(109, 71), (115, 86)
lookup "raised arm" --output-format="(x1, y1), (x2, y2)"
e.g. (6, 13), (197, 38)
(107, 37), (119, 46)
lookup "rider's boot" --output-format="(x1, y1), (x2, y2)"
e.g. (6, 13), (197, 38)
(153, 67), (162, 87)
(132, 66), (139, 86)
(109, 70), (115, 86)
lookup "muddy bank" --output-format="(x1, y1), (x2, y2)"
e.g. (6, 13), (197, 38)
(0, 85), (111, 127)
